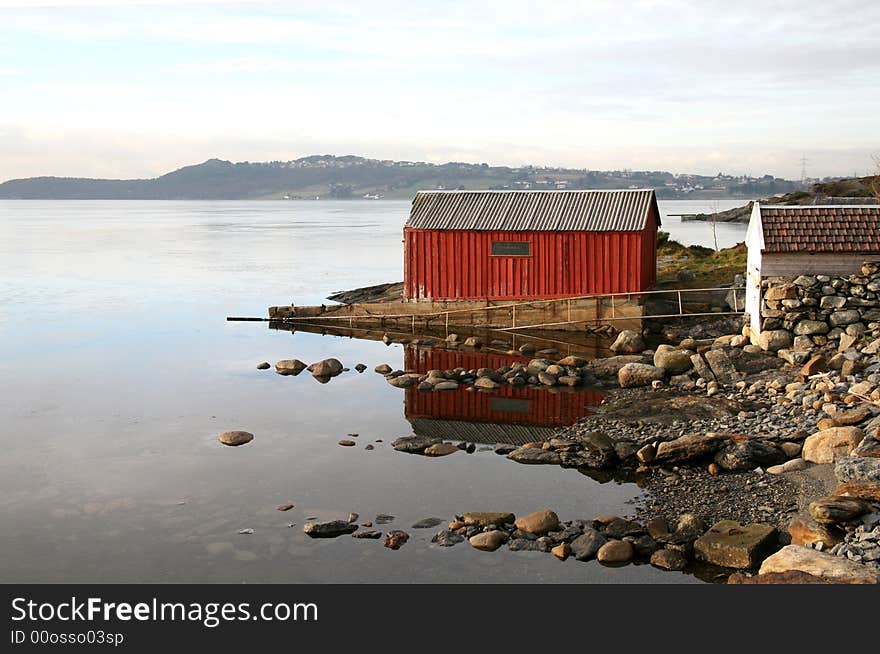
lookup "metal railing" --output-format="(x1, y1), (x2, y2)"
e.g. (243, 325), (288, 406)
(272, 285), (745, 332)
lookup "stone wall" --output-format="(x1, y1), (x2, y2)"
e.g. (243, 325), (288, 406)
(755, 261), (880, 359)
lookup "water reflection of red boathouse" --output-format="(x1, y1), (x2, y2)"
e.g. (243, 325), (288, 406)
(403, 348), (604, 443)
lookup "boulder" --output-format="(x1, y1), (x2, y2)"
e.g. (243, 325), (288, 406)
(556, 355), (588, 367)
(391, 435), (442, 453)
(307, 358), (344, 378)
(793, 320), (830, 336)
(694, 520), (777, 569)
(766, 458), (807, 475)
(433, 381), (460, 391)
(655, 432), (729, 463)
(218, 430), (254, 446)
(461, 512), (515, 527)
(570, 528), (607, 561)
(636, 443), (656, 464)
(551, 543), (571, 561)
(835, 405), (873, 427)
(469, 530), (508, 551)
(603, 517), (645, 539)
(703, 349), (738, 384)
(383, 530), (409, 550)
(690, 353), (716, 382)
(758, 545), (880, 584)
(431, 530), (465, 547)
(802, 427), (864, 464)
(714, 440), (786, 472)
(779, 349), (811, 365)
(646, 517), (670, 540)
(256, 362), (270, 370)
(808, 496), (872, 524)
(650, 549), (688, 571)
(597, 540), (634, 564)
(424, 443), (460, 457)
(828, 309), (862, 327)
(618, 363), (665, 388)
(576, 430), (617, 468)
(833, 481), (880, 502)
(374, 364), (393, 374)
(388, 375), (418, 388)
(463, 336), (483, 348)
(820, 295), (847, 310)
(757, 329), (793, 352)
(474, 377), (501, 390)
(676, 513), (707, 537)
(303, 520), (358, 538)
(793, 335), (815, 351)
(588, 355), (647, 378)
(609, 329), (645, 354)
(275, 359), (307, 375)
(853, 436), (880, 458)
(787, 516), (842, 547)
(765, 285), (798, 301)
(835, 456), (880, 483)
(653, 345), (693, 374)
(507, 448), (562, 465)
(514, 510), (560, 535)
(411, 518), (444, 529)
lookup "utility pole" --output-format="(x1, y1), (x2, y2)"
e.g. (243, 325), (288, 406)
(800, 156), (808, 183)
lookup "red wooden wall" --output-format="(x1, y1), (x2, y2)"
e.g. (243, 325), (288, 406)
(402, 348), (604, 427)
(403, 205), (658, 301)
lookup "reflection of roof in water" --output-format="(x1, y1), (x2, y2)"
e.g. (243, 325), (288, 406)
(408, 417), (556, 446)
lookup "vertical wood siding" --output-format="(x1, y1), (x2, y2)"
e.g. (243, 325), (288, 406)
(404, 226), (654, 301)
(403, 348), (604, 427)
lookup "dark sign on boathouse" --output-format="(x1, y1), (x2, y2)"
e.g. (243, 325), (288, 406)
(403, 189), (661, 302)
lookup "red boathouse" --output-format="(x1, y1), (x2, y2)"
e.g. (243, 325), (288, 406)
(403, 189), (660, 302)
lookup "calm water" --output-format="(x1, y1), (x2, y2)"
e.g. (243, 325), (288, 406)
(0, 200), (746, 584)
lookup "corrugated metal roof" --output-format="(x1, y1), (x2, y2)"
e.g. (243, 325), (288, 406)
(406, 189), (657, 231)
(759, 205), (880, 254)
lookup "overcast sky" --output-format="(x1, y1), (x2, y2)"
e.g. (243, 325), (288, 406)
(1, 0), (878, 181)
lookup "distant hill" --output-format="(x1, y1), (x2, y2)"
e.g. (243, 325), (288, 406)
(0, 154), (803, 200)
(688, 175), (880, 223)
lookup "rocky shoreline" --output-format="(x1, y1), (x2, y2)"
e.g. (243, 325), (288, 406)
(245, 264), (880, 583)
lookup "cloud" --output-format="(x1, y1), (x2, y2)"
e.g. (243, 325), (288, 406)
(0, 0), (257, 6)
(1, 1), (879, 179)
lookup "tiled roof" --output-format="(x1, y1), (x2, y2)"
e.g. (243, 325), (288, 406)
(406, 189), (658, 231)
(760, 205), (880, 254)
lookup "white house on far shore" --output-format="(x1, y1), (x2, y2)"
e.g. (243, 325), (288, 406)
(745, 202), (880, 336)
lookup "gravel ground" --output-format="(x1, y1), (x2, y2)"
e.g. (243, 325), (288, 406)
(632, 465), (802, 531)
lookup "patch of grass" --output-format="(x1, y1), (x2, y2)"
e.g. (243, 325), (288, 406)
(656, 236), (746, 288)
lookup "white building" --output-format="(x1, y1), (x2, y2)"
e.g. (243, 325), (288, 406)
(745, 202), (880, 336)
